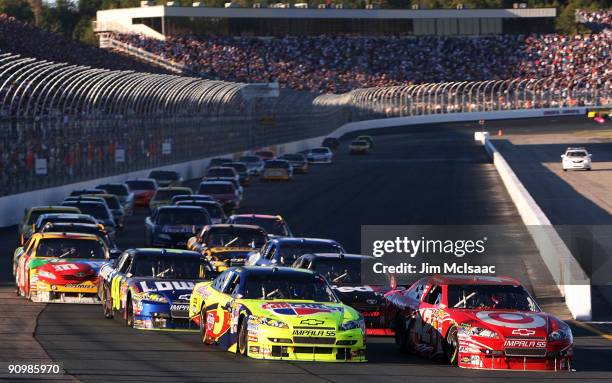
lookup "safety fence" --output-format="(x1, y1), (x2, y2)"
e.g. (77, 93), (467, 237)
(0, 50), (609, 197)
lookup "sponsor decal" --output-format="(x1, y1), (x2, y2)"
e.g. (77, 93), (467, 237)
(459, 345), (469, 353)
(512, 328), (536, 336)
(170, 304), (189, 311)
(333, 285), (374, 293)
(461, 356), (470, 364)
(52, 263), (79, 272)
(470, 355), (480, 365)
(64, 283), (96, 289)
(178, 294), (191, 300)
(261, 302), (342, 316)
(504, 339), (547, 348)
(366, 299), (378, 305)
(292, 329), (336, 337)
(475, 311), (546, 329)
(300, 318), (324, 326)
(139, 281), (196, 292)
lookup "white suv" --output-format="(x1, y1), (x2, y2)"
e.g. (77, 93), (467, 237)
(561, 147), (592, 171)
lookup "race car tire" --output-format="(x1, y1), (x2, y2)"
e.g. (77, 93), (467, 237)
(237, 317), (249, 356)
(102, 287), (113, 319)
(126, 297), (134, 328)
(406, 320), (416, 353)
(444, 326), (459, 365)
(394, 316), (408, 352)
(199, 306), (211, 344)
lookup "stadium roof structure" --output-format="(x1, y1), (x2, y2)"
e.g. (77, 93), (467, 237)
(95, 6), (557, 38)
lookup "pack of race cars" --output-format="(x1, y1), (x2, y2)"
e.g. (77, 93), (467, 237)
(11, 138), (574, 370)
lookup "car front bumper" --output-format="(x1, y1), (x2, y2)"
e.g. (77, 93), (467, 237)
(33, 281), (100, 304)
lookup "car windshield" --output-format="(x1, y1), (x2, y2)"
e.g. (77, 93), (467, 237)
(155, 189), (190, 201)
(312, 148), (329, 154)
(207, 168), (235, 178)
(157, 209), (209, 225)
(228, 163), (247, 172)
(278, 243), (343, 264)
(239, 156), (261, 164)
(352, 141), (368, 146)
(198, 184), (234, 194)
(231, 217), (289, 236)
(282, 154), (303, 161)
(28, 209), (75, 225)
(242, 273), (337, 302)
(149, 171), (178, 180)
(98, 184), (128, 196)
(312, 257), (382, 284)
(126, 180), (155, 190)
(93, 196), (120, 209)
(177, 202), (223, 218)
(64, 204), (110, 220)
(265, 161), (289, 169)
(204, 228), (266, 248)
(37, 216), (95, 229)
(447, 284), (539, 311)
(132, 254), (204, 279)
(37, 238), (106, 259)
(566, 151), (587, 157)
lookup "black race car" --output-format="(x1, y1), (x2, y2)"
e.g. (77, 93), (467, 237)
(145, 205), (211, 248)
(292, 253), (394, 336)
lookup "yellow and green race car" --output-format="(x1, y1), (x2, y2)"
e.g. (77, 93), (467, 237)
(189, 266), (366, 362)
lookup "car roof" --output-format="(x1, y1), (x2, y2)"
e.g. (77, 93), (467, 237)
(272, 237), (338, 244)
(208, 223), (264, 231)
(157, 205), (205, 211)
(427, 275), (521, 286)
(234, 266), (314, 277)
(130, 248), (203, 257)
(43, 222), (101, 230)
(38, 213), (93, 220)
(231, 214), (282, 220)
(156, 186), (191, 191)
(126, 178), (156, 182)
(29, 206), (80, 212)
(200, 180), (234, 186)
(63, 200), (106, 206)
(33, 232), (100, 240)
(299, 253), (368, 261)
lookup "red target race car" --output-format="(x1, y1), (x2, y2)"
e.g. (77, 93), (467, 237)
(383, 275), (573, 371)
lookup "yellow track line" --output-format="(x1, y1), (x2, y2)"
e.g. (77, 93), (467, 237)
(569, 320), (612, 341)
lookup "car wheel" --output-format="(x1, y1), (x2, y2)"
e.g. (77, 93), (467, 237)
(395, 316), (408, 352)
(444, 326), (459, 365)
(125, 297), (134, 328)
(587, 167), (592, 171)
(103, 287), (113, 319)
(199, 306), (209, 344)
(237, 316), (249, 356)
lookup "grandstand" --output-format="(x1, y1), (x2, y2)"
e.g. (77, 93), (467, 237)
(94, 6), (557, 38)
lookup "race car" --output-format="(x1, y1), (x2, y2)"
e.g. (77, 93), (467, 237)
(203, 247), (253, 272)
(148, 170), (183, 187)
(322, 137), (340, 150)
(247, 237), (345, 267)
(292, 253), (393, 336)
(98, 248), (211, 330)
(254, 149), (275, 161)
(239, 155), (264, 176)
(187, 224), (268, 254)
(197, 181), (241, 211)
(561, 147), (592, 171)
(355, 135), (374, 149)
(145, 205), (211, 248)
(14, 232), (110, 303)
(19, 205), (81, 245)
(261, 160), (293, 181)
(226, 162), (251, 186)
(227, 214), (293, 238)
(306, 147), (333, 163)
(149, 186), (193, 210)
(125, 178), (159, 207)
(175, 199), (226, 224)
(382, 275), (573, 371)
(189, 266), (366, 361)
(278, 153), (308, 173)
(349, 140), (370, 155)
(96, 183), (135, 216)
(204, 166), (240, 185)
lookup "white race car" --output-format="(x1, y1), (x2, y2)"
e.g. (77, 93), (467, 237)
(307, 147), (333, 163)
(561, 147), (592, 171)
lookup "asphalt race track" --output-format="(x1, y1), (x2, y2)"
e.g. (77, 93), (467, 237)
(0, 118), (611, 382)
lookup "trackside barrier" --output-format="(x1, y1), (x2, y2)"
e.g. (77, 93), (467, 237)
(0, 134), (327, 228)
(475, 132), (592, 320)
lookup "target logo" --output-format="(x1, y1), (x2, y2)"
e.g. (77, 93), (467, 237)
(475, 311), (546, 329)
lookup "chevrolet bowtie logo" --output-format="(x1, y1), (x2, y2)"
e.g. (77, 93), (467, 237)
(512, 328), (536, 336)
(300, 319), (324, 326)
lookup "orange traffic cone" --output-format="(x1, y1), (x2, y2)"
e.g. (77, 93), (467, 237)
(497, 129), (503, 136)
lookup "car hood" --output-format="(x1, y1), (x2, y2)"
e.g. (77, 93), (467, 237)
(160, 224), (198, 234)
(247, 300), (359, 328)
(454, 310), (553, 339)
(133, 278), (199, 301)
(31, 258), (109, 284)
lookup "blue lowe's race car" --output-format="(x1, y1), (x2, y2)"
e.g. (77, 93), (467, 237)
(98, 248), (214, 330)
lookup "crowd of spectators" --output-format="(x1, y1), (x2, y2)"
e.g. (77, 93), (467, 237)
(576, 9), (612, 32)
(0, 14), (168, 73)
(111, 26), (611, 94)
